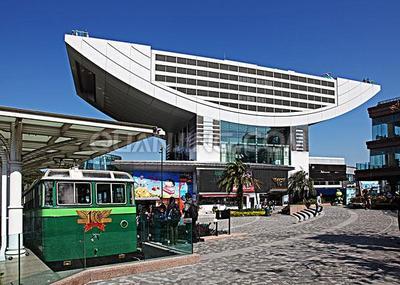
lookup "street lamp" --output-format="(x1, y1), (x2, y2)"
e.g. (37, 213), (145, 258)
(159, 145), (164, 202)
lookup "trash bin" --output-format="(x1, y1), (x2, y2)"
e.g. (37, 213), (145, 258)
(264, 207), (271, 216)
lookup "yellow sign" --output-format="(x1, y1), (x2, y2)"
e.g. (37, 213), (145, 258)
(272, 177), (286, 188)
(77, 209), (112, 232)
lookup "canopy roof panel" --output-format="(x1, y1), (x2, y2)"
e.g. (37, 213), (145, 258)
(0, 105), (162, 176)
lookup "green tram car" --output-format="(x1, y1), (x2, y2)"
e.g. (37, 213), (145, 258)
(23, 169), (138, 270)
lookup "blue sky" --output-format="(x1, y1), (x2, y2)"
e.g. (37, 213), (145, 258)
(0, 0), (399, 165)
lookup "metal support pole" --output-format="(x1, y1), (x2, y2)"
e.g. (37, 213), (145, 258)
(228, 216), (231, 235)
(215, 221), (218, 236)
(160, 146), (164, 202)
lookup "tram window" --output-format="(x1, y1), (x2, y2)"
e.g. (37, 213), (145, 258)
(57, 183), (75, 204)
(76, 183), (91, 204)
(43, 181), (53, 206)
(97, 183), (112, 204)
(114, 173), (130, 179)
(112, 184), (126, 203)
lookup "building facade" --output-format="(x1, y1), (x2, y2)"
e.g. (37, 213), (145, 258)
(65, 33), (380, 175)
(309, 157), (347, 197)
(356, 97), (400, 192)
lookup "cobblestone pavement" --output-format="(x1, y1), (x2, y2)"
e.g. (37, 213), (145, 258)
(92, 207), (400, 285)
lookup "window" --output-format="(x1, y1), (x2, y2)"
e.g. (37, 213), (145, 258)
(96, 183), (126, 204)
(187, 59), (196, 66)
(57, 182), (74, 204)
(209, 81), (219, 88)
(43, 181), (53, 206)
(248, 86), (256, 93)
(155, 54), (166, 61)
(197, 90), (208, 96)
(197, 70), (208, 77)
(248, 68), (256, 75)
(220, 64), (229, 70)
(208, 62), (219, 69)
(187, 78), (196, 85)
(197, 60), (207, 67)
(229, 75), (238, 81)
(198, 80), (208, 87)
(112, 184), (126, 203)
(220, 73), (229, 80)
(155, 75), (165, 82)
(177, 77), (186, 84)
(229, 65), (238, 72)
(166, 76), (176, 83)
(230, 94), (238, 100)
(97, 183), (111, 203)
(57, 182), (91, 205)
(220, 82), (229, 89)
(76, 183), (91, 204)
(177, 57), (187, 64)
(177, 67), (186, 74)
(166, 66), (176, 73)
(166, 56), (176, 63)
(209, 71), (219, 78)
(155, 65), (166, 71)
(187, 68), (196, 75)
(229, 84), (238, 90)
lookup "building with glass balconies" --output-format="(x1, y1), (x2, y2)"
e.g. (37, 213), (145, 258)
(65, 33), (380, 171)
(64, 32), (380, 203)
(356, 97), (400, 192)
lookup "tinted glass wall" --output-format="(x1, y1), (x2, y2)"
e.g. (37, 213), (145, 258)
(198, 168), (288, 193)
(220, 121), (290, 165)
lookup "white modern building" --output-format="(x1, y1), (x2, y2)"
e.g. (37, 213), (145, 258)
(65, 33), (380, 174)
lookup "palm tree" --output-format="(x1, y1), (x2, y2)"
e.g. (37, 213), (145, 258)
(287, 170), (315, 205)
(218, 159), (261, 210)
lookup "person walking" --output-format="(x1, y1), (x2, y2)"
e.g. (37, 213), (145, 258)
(184, 193), (199, 242)
(315, 193), (323, 216)
(166, 197), (181, 245)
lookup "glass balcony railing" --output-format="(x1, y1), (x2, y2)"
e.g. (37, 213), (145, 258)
(356, 163), (386, 170)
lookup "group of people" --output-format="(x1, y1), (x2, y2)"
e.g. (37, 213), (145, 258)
(138, 193), (199, 246)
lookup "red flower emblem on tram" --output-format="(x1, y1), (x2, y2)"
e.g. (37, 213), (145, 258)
(76, 210), (112, 232)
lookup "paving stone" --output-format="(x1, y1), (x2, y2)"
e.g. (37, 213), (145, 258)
(90, 207), (400, 285)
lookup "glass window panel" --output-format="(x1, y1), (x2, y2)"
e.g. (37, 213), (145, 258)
(76, 183), (91, 204)
(97, 183), (111, 204)
(112, 184), (126, 203)
(57, 182), (74, 204)
(43, 181), (53, 206)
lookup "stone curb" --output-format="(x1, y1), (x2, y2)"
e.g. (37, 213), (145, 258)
(51, 254), (200, 285)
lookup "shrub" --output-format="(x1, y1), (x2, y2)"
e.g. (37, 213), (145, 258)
(231, 210), (266, 217)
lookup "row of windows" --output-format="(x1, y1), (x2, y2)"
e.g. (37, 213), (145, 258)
(155, 73), (335, 96)
(56, 182), (126, 205)
(162, 78), (336, 104)
(170, 86), (327, 109)
(155, 55), (335, 87)
(212, 101), (298, 113)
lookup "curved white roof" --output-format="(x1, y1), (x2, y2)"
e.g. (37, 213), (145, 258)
(65, 34), (380, 129)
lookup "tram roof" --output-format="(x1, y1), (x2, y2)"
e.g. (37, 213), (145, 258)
(0, 105), (163, 177)
(41, 168), (134, 182)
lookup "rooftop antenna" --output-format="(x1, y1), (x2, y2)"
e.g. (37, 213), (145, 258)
(223, 52), (226, 60)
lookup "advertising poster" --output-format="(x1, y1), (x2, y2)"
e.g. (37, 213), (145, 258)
(133, 170), (193, 199)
